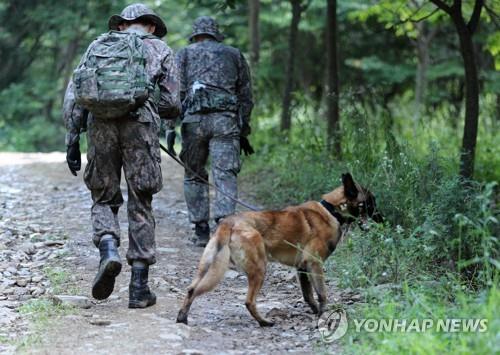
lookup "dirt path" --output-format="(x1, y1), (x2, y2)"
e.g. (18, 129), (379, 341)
(0, 153), (341, 354)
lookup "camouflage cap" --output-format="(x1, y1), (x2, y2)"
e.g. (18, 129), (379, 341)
(108, 3), (167, 38)
(189, 16), (224, 42)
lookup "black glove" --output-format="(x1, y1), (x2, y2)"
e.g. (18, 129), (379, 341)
(166, 129), (176, 156)
(240, 136), (255, 156)
(66, 142), (81, 176)
(240, 121), (251, 137)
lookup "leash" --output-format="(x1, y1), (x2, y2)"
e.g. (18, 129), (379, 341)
(159, 143), (260, 211)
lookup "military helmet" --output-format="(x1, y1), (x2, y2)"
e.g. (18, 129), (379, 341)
(189, 16), (224, 42)
(108, 3), (167, 38)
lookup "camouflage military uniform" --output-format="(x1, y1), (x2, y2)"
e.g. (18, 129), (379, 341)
(176, 16), (253, 224)
(63, 6), (181, 266)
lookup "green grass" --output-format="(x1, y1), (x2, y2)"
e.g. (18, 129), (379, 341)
(16, 298), (75, 350)
(13, 266), (80, 351)
(339, 284), (499, 355)
(43, 266), (80, 295)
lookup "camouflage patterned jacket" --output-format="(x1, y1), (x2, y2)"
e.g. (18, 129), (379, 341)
(63, 27), (181, 146)
(175, 39), (253, 126)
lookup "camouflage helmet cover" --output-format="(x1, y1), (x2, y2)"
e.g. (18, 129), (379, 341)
(189, 16), (224, 42)
(108, 3), (167, 38)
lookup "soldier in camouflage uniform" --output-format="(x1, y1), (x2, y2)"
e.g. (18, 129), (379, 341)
(63, 3), (181, 308)
(171, 16), (253, 247)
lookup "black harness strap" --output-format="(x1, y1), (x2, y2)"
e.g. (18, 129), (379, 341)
(320, 200), (346, 225)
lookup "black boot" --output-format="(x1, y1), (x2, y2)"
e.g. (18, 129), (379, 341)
(129, 266), (156, 308)
(194, 222), (210, 247)
(92, 237), (122, 300)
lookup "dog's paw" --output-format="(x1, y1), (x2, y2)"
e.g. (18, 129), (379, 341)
(258, 319), (275, 327)
(308, 303), (320, 314)
(176, 311), (188, 325)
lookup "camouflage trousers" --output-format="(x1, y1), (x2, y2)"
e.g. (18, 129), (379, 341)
(180, 112), (241, 223)
(84, 116), (163, 265)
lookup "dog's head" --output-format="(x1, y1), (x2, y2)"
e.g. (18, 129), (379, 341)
(322, 173), (383, 227)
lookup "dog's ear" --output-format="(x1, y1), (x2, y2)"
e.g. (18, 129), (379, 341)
(342, 173), (358, 199)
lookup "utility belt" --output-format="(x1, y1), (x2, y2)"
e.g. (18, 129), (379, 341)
(183, 82), (238, 115)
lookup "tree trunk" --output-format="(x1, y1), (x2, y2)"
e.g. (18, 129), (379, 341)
(281, 0), (303, 131)
(454, 20), (479, 179)
(325, 0), (341, 155)
(430, 0), (483, 180)
(496, 94), (500, 123)
(413, 22), (432, 129)
(59, 36), (82, 101)
(248, 0), (260, 67)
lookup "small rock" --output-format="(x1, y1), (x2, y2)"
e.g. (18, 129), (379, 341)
(265, 307), (288, 319)
(350, 294), (363, 301)
(225, 270), (239, 279)
(157, 247), (179, 253)
(4, 279), (16, 287)
(52, 295), (92, 309)
(16, 279), (28, 287)
(89, 319), (111, 326)
(44, 240), (65, 247)
(180, 349), (204, 355)
(20, 242), (36, 255)
(31, 275), (43, 283)
(18, 294), (32, 301)
(169, 285), (182, 293)
(31, 287), (45, 297)
(33, 242), (45, 249)
(3, 288), (14, 295)
(159, 333), (183, 342)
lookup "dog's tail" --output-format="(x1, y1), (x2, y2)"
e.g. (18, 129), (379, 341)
(177, 221), (232, 324)
(191, 221), (232, 294)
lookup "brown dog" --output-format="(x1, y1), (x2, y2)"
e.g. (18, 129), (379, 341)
(177, 173), (382, 326)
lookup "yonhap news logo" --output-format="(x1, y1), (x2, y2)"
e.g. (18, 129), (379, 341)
(353, 318), (489, 333)
(318, 310), (489, 344)
(317, 309), (348, 343)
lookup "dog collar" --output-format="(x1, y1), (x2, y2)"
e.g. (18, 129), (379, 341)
(320, 200), (345, 225)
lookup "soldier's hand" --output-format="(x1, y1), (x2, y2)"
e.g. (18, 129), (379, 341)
(66, 142), (81, 176)
(166, 129), (176, 156)
(240, 136), (255, 156)
(240, 122), (251, 137)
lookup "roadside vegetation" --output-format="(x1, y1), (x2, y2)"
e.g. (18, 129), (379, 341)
(242, 95), (499, 354)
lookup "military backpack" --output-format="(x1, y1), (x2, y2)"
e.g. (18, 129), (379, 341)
(73, 31), (153, 119)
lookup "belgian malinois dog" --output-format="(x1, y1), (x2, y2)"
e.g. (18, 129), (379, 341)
(177, 173), (383, 326)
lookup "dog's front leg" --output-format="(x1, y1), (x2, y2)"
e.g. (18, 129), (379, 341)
(297, 267), (320, 314)
(307, 261), (328, 315)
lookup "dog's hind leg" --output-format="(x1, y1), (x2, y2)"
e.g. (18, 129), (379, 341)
(177, 224), (232, 324)
(176, 285), (197, 324)
(246, 267), (274, 327)
(235, 232), (274, 327)
(297, 268), (319, 314)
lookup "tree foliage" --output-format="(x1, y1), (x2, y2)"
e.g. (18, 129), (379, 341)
(0, 0), (497, 179)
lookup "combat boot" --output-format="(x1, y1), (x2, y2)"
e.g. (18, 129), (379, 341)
(194, 222), (210, 247)
(129, 266), (156, 308)
(92, 236), (122, 300)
